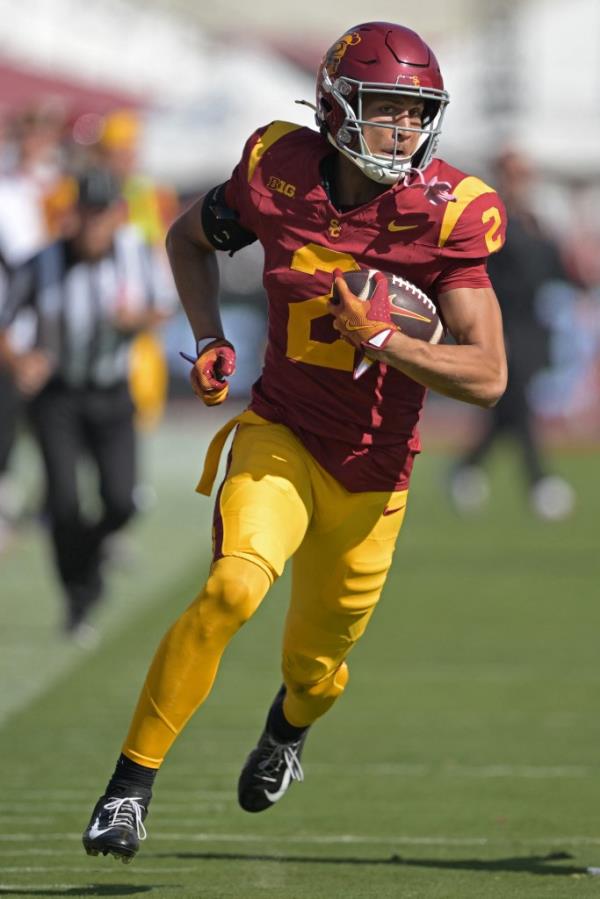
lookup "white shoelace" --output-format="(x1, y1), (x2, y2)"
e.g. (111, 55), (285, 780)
(104, 797), (147, 840)
(283, 743), (305, 783)
(259, 739), (305, 783)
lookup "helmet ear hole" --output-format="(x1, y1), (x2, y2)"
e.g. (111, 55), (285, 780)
(410, 141), (429, 170)
(317, 97), (333, 134)
(422, 100), (440, 126)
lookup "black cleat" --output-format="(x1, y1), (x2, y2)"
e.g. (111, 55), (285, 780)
(82, 792), (150, 863)
(238, 729), (308, 813)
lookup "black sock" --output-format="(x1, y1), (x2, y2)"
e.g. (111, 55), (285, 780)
(105, 754), (157, 797)
(266, 685), (309, 743)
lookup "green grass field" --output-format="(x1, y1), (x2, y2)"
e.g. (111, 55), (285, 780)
(1, 411), (599, 898)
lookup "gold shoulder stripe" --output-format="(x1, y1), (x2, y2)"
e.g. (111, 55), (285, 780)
(247, 122), (302, 183)
(438, 176), (496, 248)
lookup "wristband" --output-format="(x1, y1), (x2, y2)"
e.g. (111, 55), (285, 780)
(195, 336), (224, 358)
(179, 336), (225, 365)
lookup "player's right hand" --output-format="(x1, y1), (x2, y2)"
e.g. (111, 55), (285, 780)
(329, 268), (397, 352)
(181, 338), (236, 406)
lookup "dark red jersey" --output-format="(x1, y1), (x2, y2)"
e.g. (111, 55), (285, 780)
(223, 121), (506, 492)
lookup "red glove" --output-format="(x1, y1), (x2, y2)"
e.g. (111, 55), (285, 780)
(328, 268), (397, 352)
(181, 338), (236, 406)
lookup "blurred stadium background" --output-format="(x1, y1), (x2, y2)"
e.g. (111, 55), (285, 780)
(1, 2), (599, 896)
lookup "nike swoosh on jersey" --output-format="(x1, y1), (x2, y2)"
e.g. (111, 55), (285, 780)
(264, 768), (292, 803)
(387, 221), (420, 232)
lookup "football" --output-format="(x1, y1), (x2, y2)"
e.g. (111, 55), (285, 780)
(342, 268), (444, 345)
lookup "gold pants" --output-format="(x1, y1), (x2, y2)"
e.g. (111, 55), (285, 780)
(123, 417), (408, 767)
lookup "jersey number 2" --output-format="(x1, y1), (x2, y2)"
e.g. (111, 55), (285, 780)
(482, 207), (503, 253)
(286, 242), (360, 371)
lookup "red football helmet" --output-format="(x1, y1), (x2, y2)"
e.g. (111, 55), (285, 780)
(316, 22), (449, 184)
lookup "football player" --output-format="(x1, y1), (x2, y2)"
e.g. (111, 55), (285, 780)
(83, 21), (507, 862)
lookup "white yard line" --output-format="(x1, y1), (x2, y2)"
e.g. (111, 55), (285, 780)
(0, 866), (200, 874)
(0, 816), (54, 823)
(307, 763), (591, 778)
(0, 789), (233, 799)
(1, 832), (600, 847)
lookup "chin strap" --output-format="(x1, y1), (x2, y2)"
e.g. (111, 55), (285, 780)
(404, 168), (456, 206)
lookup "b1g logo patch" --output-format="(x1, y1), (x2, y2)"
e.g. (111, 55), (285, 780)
(267, 176), (296, 198)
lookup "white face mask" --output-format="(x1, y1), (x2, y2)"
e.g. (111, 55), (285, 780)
(320, 72), (449, 184)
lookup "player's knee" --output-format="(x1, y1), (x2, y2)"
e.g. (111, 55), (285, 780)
(191, 557), (269, 640)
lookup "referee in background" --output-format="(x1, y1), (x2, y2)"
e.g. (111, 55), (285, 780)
(0, 248), (21, 553)
(0, 168), (174, 637)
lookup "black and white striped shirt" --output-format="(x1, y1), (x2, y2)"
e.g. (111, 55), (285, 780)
(1, 226), (175, 389)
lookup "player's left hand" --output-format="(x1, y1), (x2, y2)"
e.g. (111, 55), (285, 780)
(328, 268), (397, 351)
(180, 338), (236, 406)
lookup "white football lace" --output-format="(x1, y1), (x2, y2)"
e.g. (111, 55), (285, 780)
(104, 798), (147, 840)
(258, 738), (305, 784)
(391, 276), (437, 313)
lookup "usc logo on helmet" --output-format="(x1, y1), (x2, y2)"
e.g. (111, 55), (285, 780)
(394, 74), (422, 87)
(326, 32), (362, 75)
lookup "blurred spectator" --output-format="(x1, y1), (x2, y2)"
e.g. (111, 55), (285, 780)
(0, 106), (58, 264)
(562, 183), (600, 291)
(0, 105), (63, 550)
(0, 168), (175, 638)
(99, 109), (179, 245)
(449, 149), (576, 521)
(0, 248), (22, 554)
(98, 109), (179, 428)
(0, 107), (10, 173)
(17, 103), (78, 240)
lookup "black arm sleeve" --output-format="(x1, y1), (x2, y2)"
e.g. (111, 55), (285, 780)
(201, 182), (257, 254)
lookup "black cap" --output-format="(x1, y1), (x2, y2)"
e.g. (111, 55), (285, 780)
(76, 167), (121, 209)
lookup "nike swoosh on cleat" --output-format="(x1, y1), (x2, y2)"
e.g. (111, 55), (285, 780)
(87, 817), (114, 839)
(264, 769), (292, 803)
(388, 221), (419, 232)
